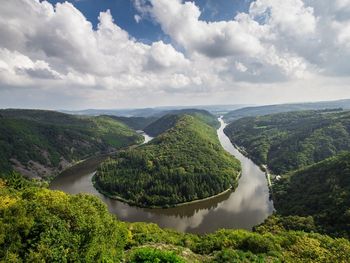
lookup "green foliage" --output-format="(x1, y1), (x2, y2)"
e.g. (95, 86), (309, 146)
(126, 223), (190, 249)
(254, 214), (317, 234)
(212, 249), (266, 263)
(0, 109), (143, 178)
(104, 115), (157, 130)
(0, 177), (127, 262)
(0, 171), (46, 190)
(1, 178), (350, 263)
(273, 152), (350, 238)
(144, 114), (181, 137)
(127, 247), (185, 263)
(125, 222), (350, 263)
(94, 115), (241, 207)
(224, 110), (350, 174)
(144, 109), (219, 137)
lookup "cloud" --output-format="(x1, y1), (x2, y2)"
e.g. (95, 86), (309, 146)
(145, 0), (313, 81)
(250, 0), (316, 37)
(149, 0), (265, 58)
(0, 0), (350, 109)
(134, 14), (142, 23)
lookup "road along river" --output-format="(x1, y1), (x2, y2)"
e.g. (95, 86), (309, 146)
(50, 118), (274, 234)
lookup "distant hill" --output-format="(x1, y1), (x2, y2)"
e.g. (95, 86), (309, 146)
(144, 109), (219, 137)
(103, 115), (157, 130)
(224, 109), (350, 174)
(61, 108), (165, 118)
(0, 109), (143, 179)
(224, 99), (350, 122)
(60, 104), (246, 118)
(273, 152), (350, 238)
(94, 114), (241, 207)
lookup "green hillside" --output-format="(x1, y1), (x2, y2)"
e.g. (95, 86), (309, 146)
(104, 115), (157, 130)
(272, 152), (350, 238)
(224, 110), (350, 174)
(1, 175), (350, 262)
(94, 115), (240, 207)
(223, 99), (350, 122)
(0, 109), (143, 179)
(144, 109), (219, 137)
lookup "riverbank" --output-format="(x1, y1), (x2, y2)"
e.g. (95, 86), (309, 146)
(223, 134), (272, 177)
(229, 143), (274, 189)
(48, 135), (149, 183)
(51, 119), (273, 233)
(222, 128), (275, 194)
(92, 171), (242, 209)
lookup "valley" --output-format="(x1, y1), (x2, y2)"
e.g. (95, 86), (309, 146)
(3, 0), (350, 261)
(50, 117), (273, 233)
(2, 105), (350, 261)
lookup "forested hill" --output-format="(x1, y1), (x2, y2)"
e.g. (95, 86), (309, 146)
(144, 109), (219, 137)
(273, 152), (350, 238)
(102, 115), (157, 130)
(224, 109), (350, 174)
(1, 174), (350, 262)
(94, 114), (241, 207)
(223, 99), (350, 122)
(0, 109), (143, 179)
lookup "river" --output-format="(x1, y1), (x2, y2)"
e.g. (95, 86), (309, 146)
(50, 118), (274, 234)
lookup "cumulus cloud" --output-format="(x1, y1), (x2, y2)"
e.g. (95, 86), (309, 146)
(144, 0), (314, 81)
(0, 0), (350, 109)
(149, 0), (265, 57)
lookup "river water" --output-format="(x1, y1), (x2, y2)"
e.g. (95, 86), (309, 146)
(50, 118), (274, 234)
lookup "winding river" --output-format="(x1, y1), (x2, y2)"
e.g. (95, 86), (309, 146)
(50, 118), (274, 234)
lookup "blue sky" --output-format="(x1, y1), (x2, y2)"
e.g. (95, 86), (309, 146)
(46, 0), (251, 43)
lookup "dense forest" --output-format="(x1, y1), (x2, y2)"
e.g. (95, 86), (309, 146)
(144, 109), (220, 137)
(1, 174), (350, 262)
(94, 115), (241, 207)
(223, 99), (350, 122)
(104, 115), (157, 130)
(224, 109), (350, 174)
(0, 109), (143, 179)
(272, 152), (350, 238)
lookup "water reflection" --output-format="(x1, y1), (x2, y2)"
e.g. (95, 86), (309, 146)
(50, 120), (274, 233)
(137, 130), (153, 144)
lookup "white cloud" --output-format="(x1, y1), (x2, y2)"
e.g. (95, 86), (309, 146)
(250, 0), (316, 37)
(149, 0), (265, 57)
(0, 0), (350, 109)
(134, 14), (142, 23)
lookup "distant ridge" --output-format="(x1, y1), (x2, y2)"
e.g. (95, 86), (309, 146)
(224, 99), (350, 122)
(60, 104), (247, 117)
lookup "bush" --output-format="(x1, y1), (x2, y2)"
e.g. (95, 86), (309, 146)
(127, 247), (185, 263)
(0, 182), (127, 262)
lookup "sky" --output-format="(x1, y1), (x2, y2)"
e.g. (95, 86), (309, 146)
(1, 0), (350, 110)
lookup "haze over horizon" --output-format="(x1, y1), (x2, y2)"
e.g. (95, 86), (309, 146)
(1, 0), (350, 109)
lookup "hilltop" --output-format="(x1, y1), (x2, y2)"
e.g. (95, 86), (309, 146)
(144, 109), (219, 137)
